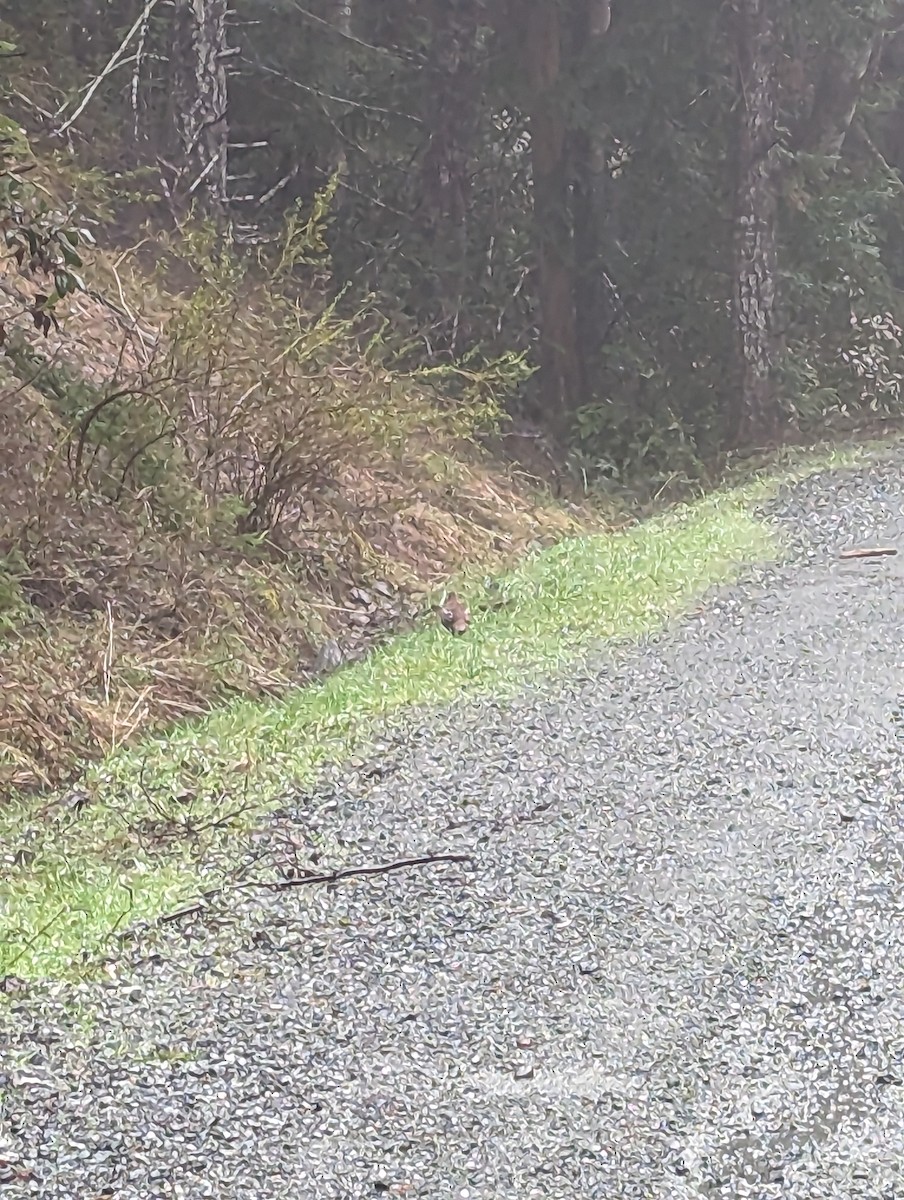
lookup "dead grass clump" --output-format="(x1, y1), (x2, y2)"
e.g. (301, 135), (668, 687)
(0, 537), (321, 790)
(0, 186), (604, 794)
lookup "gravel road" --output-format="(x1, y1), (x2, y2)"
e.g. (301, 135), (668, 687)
(5, 452), (904, 1199)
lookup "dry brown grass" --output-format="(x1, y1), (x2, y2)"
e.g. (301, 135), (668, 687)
(0, 230), (605, 793)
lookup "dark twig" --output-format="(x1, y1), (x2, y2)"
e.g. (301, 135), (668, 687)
(134, 851), (472, 935)
(5, 907), (69, 972)
(839, 546), (898, 559)
(263, 851), (472, 891)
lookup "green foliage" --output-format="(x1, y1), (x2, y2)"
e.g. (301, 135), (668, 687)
(158, 204), (515, 535)
(0, 67), (89, 323)
(406, 350), (532, 437)
(3, 341), (199, 530)
(273, 174), (339, 277)
(559, 0), (904, 465)
(778, 147), (904, 427)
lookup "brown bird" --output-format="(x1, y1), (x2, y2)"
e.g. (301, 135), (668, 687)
(438, 591), (470, 635)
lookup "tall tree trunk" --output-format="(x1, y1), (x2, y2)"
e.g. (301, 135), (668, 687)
(571, 0), (613, 403)
(172, 0), (230, 218)
(798, 5), (904, 160)
(798, 40), (882, 158)
(876, 26), (904, 171)
(524, 0), (581, 429)
(733, 0), (781, 445)
(419, 0), (478, 349)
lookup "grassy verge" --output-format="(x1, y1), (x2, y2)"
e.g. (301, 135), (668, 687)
(0, 445), (872, 980)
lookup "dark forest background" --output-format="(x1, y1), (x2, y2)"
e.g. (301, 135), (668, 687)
(6, 0), (904, 480)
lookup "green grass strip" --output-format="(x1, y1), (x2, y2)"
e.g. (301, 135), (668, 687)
(0, 447), (872, 980)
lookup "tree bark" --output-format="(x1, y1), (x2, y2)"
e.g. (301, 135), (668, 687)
(877, 26), (904, 170)
(798, 40), (882, 158)
(524, 0), (581, 428)
(172, 0), (230, 218)
(571, 0), (613, 404)
(798, 5), (904, 159)
(418, 0), (480, 347)
(732, 0), (782, 445)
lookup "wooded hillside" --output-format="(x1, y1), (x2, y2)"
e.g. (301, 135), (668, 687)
(3, 0), (904, 788)
(9, 2), (904, 466)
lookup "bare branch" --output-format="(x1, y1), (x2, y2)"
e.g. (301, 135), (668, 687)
(239, 54), (423, 123)
(287, 0), (424, 65)
(56, 0), (161, 136)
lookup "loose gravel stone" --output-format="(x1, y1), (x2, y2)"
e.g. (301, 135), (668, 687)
(4, 451), (904, 1198)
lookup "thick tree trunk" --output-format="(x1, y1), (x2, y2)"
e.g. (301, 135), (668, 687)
(419, 0), (479, 348)
(733, 0), (781, 445)
(172, 0), (230, 217)
(571, 0), (613, 402)
(524, 0), (581, 428)
(420, 0), (471, 233)
(798, 40), (882, 158)
(799, 4), (904, 160)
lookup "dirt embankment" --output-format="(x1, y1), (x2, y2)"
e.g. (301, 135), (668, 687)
(0, 161), (603, 793)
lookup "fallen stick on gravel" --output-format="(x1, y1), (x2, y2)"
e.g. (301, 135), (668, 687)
(838, 546), (898, 559)
(265, 851), (472, 891)
(135, 852), (473, 933)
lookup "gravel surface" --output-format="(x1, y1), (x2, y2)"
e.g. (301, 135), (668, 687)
(5, 452), (904, 1199)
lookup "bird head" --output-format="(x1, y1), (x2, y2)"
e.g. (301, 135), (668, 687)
(438, 591), (469, 635)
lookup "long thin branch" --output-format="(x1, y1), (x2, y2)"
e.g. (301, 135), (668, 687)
(239, 55), (423, 123)
(56, 0), (160, 136)
(839, 546), (898, 559)
(147, 851), (472, 931)
(265, 851), (472, 891)
(288, 0), (423, 65)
